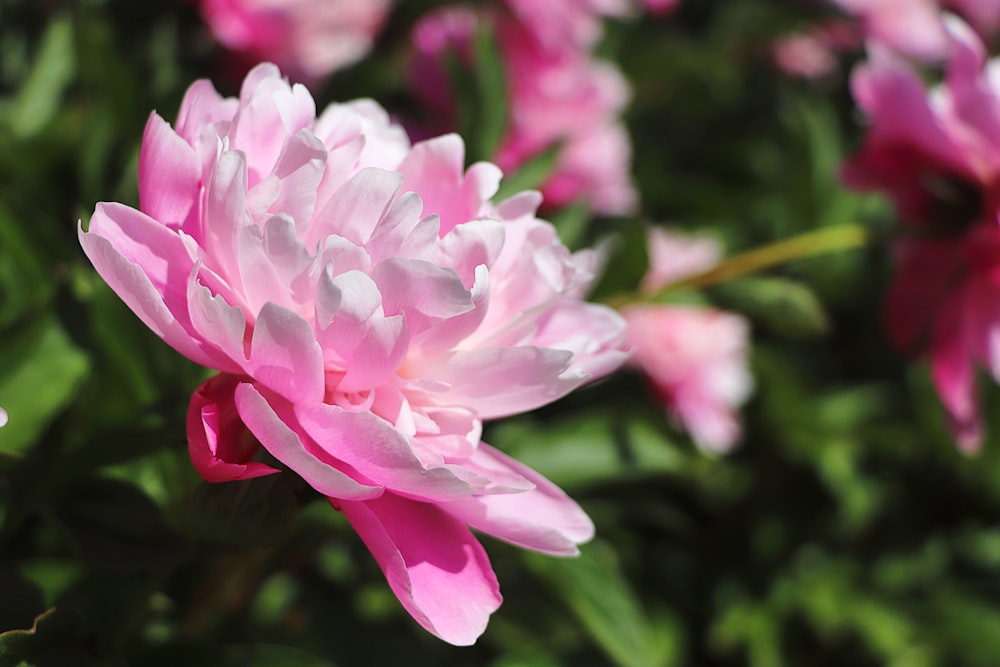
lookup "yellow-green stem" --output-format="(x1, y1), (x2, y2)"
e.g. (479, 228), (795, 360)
(602, 224), (870, 309)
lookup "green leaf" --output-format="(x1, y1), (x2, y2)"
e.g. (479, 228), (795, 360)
(495, 142), (563, 202)
(524, 541), (676, 667)
(440, 21), (508, 166)
(470, 23), (508, 163)
(188, 475), (299, 548)
(3, 16), (76, 139)
(0, 317), (89, 455)
(0, 202), (52, 326)
(588, 218), (650, 301)
(546, 201), (592, 250)
(489, 410), (689, 488)
(16, 560), (85, 610)
(713, 276), (828, 337)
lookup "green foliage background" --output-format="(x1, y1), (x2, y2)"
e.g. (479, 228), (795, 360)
(3, 1), (1000, 666)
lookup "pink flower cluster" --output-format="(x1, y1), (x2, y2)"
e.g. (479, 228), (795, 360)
(843, 19), (1000, 450)
(410, 2), (637, 216)
(623, 229), (752, 452)
(772, 0), (1000, 81)
(198, 0), (391, 83)
(80, 64), (628, 644)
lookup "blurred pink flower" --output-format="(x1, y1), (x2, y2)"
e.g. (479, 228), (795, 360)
(80, 64), (628, 644)
(843, 18), (1000, 450)
(624, 229), (752, 452)
(832, 0), (1000, 60)
(504, 0), (632, 49)
(411, 7), (636, 215)
(199, 0), (391, 83)
(833, 0), (950, 60)
(641, 226), (722, 292)
(624, 306), (752, 452)
(0, 407), (7, 428)
(771, 21), (859, 80)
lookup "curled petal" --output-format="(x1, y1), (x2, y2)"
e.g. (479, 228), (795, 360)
(234, 383), (383, 499)
(232, 66), (317, 183)
(309, 167), (403, 248)
(295, 402), (504, 501)
(404, 346), (579, 419)
(188, 271), (249, 369)
(396, 134), (501, 235)
(187, 374), (281, 482)
(247, 302), (325, 403)
(339, 494), (501, 645)
(316, 270), (408, 392)
(79, 204), (239, 372)
(533, 301), (630, 381)
(139, 112), (200, 228)
(175, 78), (238, 145)
(372, 258), (479, 340)
(443, 444), (594, 556)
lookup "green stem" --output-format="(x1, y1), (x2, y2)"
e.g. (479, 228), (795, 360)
(602, 224), (870, 309)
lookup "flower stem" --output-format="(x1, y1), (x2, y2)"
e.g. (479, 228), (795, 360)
(602, 224), (870, 308)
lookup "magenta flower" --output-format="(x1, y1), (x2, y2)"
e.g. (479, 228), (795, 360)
(411, 6), (636, 215)
(642, 0), (678, 15)
(199, 0), (391, 83)
(79, 64), (628, 644)
(844, 19), (1000, 450)
(950, 0), (1000, 37)
(623, 229), (752, 452)
(832, 0), (950, 60)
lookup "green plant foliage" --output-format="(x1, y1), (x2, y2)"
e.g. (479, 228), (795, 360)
(4, 1), (1000, 666)
(713, 276), (829, 338)
(0, 318), (88, 455)
(524, 541), (682, 667)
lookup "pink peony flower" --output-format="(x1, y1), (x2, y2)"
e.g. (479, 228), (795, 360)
(79, 64), (628, 644)
(624, 229), (752, 452)
(843, 18), (1000, 450)
(410, 7), (636, 216)
(199, 0), (391, 83)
